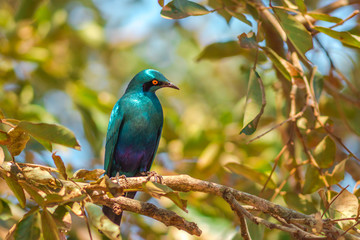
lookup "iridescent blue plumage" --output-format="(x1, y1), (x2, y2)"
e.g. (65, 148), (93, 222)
(103, 69), (179, 225)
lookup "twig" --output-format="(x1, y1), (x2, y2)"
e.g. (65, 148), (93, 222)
(330, 10), (359, 29)
(248, 104), (307, 143)
(261, 144), (287, 193)
(238, 211), (252, 240)
(223, 192), (326, 239)
(94, 194), (202, 236)
(321, 185), (349, 218)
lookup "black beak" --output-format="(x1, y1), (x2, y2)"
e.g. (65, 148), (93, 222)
(165, 82), (180, 90)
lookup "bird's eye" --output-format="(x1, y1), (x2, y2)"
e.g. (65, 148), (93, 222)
(152, 80), (159, 85)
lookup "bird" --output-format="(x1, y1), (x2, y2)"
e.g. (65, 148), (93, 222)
(103, 69), (179, 225)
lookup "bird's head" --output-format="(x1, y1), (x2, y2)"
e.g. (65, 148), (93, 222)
(126, 69), (179, 93)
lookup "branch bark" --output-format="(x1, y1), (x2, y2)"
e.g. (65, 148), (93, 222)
(2, 162), (360, 240)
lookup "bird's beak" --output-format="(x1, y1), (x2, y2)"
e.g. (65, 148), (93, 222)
(165, 82), (180, 90)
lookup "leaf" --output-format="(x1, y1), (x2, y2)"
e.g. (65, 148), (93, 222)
(3, 174), (26, 208)
(85, 202), (121, 240)
(329, 189), (359, 229)
(197, 41), (242, 61)
(225, 8), (252, 26)
(313, 73), (324, 101)
(158, 0), (164, 7)
(73, 169), (105, 180)
(173, 0), (210, 16)
(0, 198), (12, 221)
(313, 136), (336, 168)
(196, 142), (220, 170)
(13, 210), (41, 240)
(240, 70), (266, 135)
(52, 152), (68, 180)
(295, 0), (307, 13)
(7, 127), (30, 156)
(142, 181), (188, 212)
(313, 26), (360, 49)
(261, 46), (304, 85)
(161, 0), (210, 19)
(326, 158), (347, 185)
(238, 32), (257, 49)
(20, 182), (44, 206)
(302, 165), (325, 194)
(0, 130), (9, 144)
(161, 1), (189, 19)
(17, 121), (81, 150)
(53, 206), (72, 232)
(32, 136), (52, 152)
(224, 162), (276, 189)
(22, 167), (56, 186)
(273, 7), (313, 57)
(41, 208), (61, 240)
(283, 192), (317, 214)
(307, 12), (342, 23)
(0, 109), (4, 119)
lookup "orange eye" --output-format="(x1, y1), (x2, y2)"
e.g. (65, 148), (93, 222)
(152, 80), (159, 85)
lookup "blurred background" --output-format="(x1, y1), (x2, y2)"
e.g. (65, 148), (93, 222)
(0, 0), (360, 239)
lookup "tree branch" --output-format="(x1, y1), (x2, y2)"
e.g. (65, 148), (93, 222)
(2, 162), (360, 240)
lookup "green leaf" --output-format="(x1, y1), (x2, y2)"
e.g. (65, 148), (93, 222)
(20, 182), (44, 206)
(283, 192), (317, 214)
(161, 1), (189, 19)
(197, 41), (242, 61)
(261, 46), (303, 84)
(313, 136), (336, 168)
(326, 158), (347, 185)
(7, 127), (30, 157)
(224, 162), (276, 189)
(225, 8), (252, 26)
(52, 152), (68, 180)
(32, 136), (52, 152)
(0, 109), (4, 119)
(307, 13), (342, 23)
(0, 198), (12, 221)
(174, 0), (210, 16)
(41, 208), (61, 240)
(85, 202), (121, 240)
(240, 70), (265, 135)
(313, 26), (360, 48)
(273, 7), (313, 56)
(3, 174), (26, 208)
(142, 181), (188, 212)
(0, 130), (9, 144)
(53, 206), (72, 232)
(73, 169), (105, 180)
(295, 0), (307, 13)
(302, 165), (325, 194)
(13, 210), (41, 240)
(17, 121), (81, 150)
(238, 32), (257, 49)
(313, 73), (324, 101)
(329, 189), (359, 229)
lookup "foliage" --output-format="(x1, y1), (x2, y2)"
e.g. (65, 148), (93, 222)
(0, 0), (360, 239)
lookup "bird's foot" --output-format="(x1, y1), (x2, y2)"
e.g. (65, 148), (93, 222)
(115, 172), (129, 185)
(140, 171), (163, 184)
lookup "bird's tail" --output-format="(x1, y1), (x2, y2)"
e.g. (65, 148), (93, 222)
(102, 191), (137, 225)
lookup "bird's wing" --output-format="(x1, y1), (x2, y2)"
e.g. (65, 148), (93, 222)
(104, 103), (124, 176)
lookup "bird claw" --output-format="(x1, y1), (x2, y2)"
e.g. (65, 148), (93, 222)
(115, 172), (128, 186)
(140, 171), (163, 184)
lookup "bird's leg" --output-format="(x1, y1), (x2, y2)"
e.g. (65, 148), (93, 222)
(140, 171), (163, 184)
(115, 172), (129, 185)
